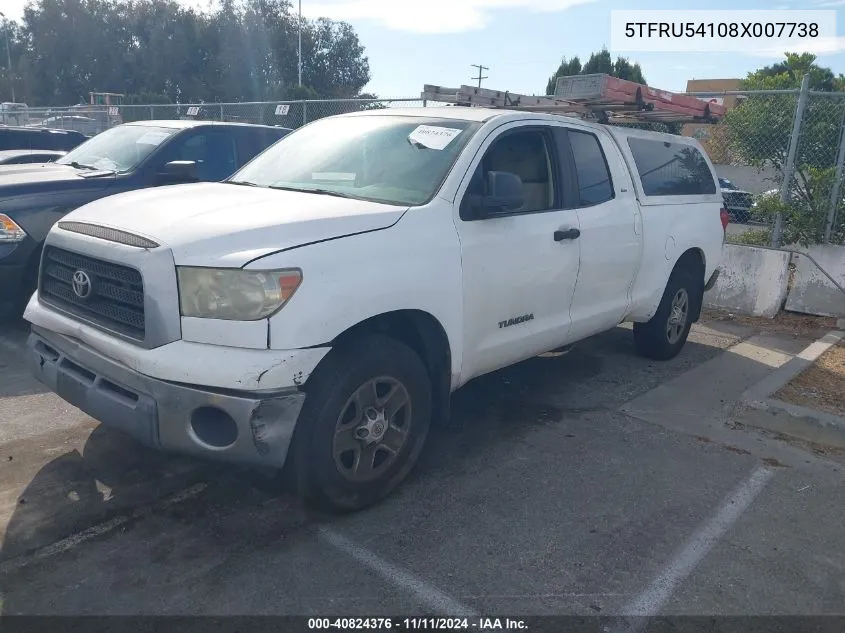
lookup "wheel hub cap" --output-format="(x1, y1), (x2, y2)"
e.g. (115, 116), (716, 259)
(332, 377), (412, 483)
(669, 306), (684, 325)
(666, 288), (689, 344)
(356, 407), (388, 444)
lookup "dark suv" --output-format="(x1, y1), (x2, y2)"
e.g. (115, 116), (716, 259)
(0, 126), (88, 152)
(0, 120), (290, 318)
(718, 177), (755, 224)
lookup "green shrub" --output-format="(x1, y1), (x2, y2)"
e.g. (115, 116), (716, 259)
(727, 228), (773, 246)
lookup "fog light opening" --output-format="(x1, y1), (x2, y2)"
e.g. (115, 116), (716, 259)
(190, 406), (239, 449)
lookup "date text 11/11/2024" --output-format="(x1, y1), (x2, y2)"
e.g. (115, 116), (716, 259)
(307, 618), (529, 630)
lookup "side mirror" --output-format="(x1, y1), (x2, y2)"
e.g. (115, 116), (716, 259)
(157, 160), (198, 183)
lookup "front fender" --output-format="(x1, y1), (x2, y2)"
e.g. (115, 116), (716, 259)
(251, 204), (465, 380)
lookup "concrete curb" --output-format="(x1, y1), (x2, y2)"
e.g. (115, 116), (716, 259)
(740, 330), (845, 403)
(740, 330), (845, 448)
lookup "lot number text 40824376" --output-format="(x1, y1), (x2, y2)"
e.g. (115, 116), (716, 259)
(307, 617), (529, 630)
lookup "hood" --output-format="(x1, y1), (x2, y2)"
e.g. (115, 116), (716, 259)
(62, 182), (409, 266)
(0, 162), (113, 195)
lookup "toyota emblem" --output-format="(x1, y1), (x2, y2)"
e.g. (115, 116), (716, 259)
(71, 270), (92, 299)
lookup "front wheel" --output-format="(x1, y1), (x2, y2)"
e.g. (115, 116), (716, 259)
(290, 334), (432, 513)
(633, 268), (696, 361)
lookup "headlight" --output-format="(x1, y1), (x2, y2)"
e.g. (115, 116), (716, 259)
(0, 214), (27, 243)
(177, 267), (302, 321)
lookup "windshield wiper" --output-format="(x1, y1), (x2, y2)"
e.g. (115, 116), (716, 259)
(268, 185), (363, 200)
(64, 161), (99, 170)
(227, 180), (260, 187)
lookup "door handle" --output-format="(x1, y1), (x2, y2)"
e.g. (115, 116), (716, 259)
(554, 228), (581, 241)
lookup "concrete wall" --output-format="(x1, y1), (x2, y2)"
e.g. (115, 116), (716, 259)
(785, 246), (845, 318)
(704, 244), (790, 318)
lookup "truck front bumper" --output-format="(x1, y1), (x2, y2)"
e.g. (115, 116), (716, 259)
(28, 326), (308, 469)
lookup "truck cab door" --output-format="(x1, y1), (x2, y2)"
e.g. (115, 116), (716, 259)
(557, 124), (642, 341)
(454, 123), (581, 382)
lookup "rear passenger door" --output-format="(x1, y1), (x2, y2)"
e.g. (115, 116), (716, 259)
(557, 124), (643, 341)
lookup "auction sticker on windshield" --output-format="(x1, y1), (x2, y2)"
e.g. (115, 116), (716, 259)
(136, 132), (170, 146)
(408, 125), (463, 150)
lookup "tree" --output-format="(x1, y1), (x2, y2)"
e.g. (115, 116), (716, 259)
(546, 48), (645, 95)
(725, 53), (845, 244)
(11, 0), (371, 106)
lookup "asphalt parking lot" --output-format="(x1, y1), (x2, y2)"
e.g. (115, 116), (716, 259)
(1, 313), (844, 618)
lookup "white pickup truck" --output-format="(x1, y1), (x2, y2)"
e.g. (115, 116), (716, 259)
(24, 107), (728, 512)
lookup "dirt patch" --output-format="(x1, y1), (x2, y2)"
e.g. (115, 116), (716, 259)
(774, 342), (845, 417)
(702, 308), (838, 340)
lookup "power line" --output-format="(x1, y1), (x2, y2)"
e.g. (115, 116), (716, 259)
(470, 64), (488, 89)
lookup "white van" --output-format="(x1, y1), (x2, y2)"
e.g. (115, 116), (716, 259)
(24, 107), (728, 512)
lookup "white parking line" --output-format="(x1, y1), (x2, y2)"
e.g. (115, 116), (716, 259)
(608, 464), (775, 631)
(0, 483), (208, 574)
(318, 527), (478, 617)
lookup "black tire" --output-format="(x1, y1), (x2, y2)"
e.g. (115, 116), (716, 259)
(0, 250), (40, 324)
(633, 267), (697, 361)
(290, 334), (432, 513)
(0, 267), (36, 325)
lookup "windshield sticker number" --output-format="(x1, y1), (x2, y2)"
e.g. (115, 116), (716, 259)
(408, 125), (462, 150)
(136, 132), (170, 146)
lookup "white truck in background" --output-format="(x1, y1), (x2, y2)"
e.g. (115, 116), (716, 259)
(24, 104), (728, 512)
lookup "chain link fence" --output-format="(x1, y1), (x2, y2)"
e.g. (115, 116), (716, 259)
(9, 83), (844, 246)
(119, 97), (433, 128)
(682, 83), (845, 247)
(4, 98), (435, 134)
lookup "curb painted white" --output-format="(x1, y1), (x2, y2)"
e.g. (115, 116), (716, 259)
(741, 330), (845, 403)
(740, 330), (845, 448)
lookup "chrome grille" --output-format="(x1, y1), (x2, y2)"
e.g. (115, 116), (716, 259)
(57, 221), (160, 249)
(39, 246), (145, 340)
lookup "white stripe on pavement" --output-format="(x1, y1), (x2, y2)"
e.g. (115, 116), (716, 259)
(607, 464), (775, 632)
(319, 526), (478, 617)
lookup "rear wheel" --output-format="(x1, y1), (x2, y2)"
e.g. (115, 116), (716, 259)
(633, 267), (696, 361)
(290, 334), (432, 513)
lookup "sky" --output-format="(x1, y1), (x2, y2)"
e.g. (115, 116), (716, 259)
(1, 0), (844, 98)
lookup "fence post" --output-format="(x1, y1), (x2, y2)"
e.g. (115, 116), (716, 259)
(150, 106), (154, 120)
(220, 103), (224, 121)
(302, 100), (307, 126)
(772, 73), (810, 248)
(823, 105), (845, 244)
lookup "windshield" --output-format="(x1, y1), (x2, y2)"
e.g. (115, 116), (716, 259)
(57, 124), (177, 172)
(230, 115), (481, 206)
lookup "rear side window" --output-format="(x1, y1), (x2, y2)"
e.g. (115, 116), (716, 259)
(0, 130), (29, 150)
(237, 128), (287, 164)
(627, 137), (716, 197)
(0, 129), (84, 151)
(567, 130), (614, 206)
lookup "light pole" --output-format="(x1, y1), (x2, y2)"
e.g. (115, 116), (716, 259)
(0, 12), (14, 103)
(297, 0), (302, 87)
